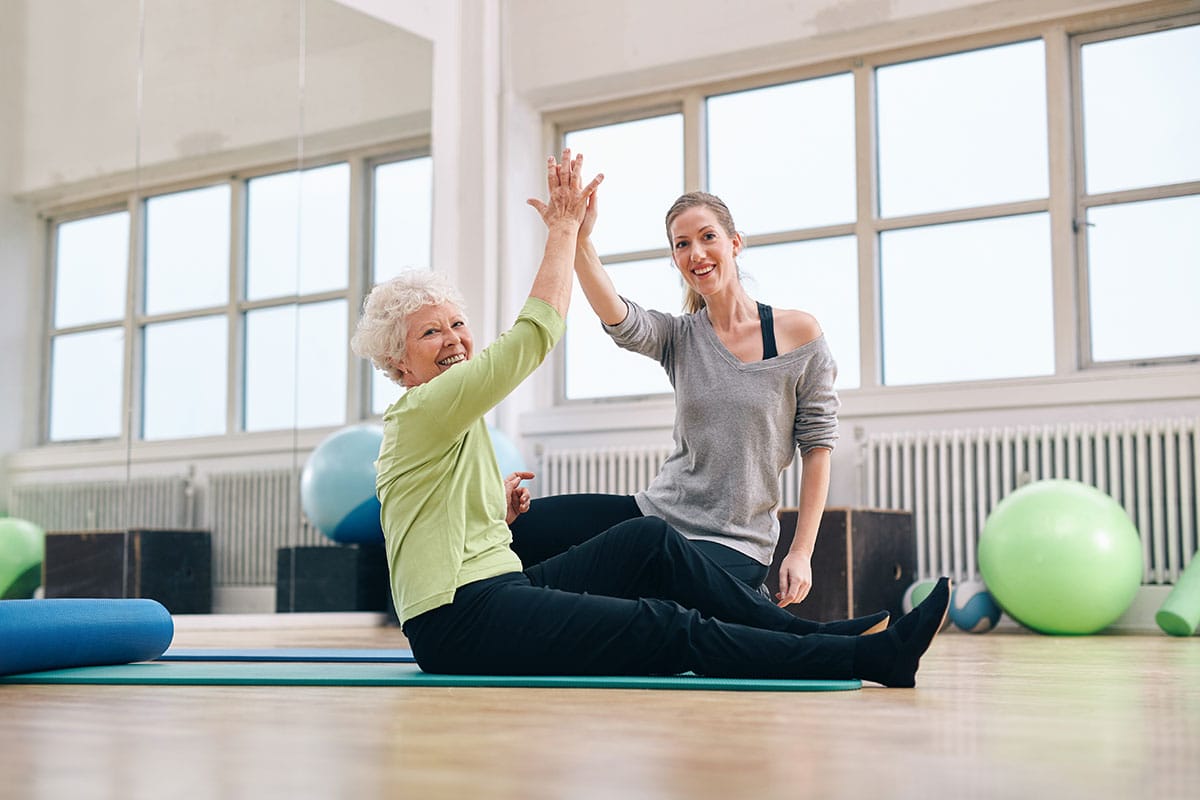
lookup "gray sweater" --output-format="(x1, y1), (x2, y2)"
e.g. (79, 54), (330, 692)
(605, 298), (840, 565)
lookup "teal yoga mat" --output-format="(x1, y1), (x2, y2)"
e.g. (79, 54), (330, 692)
(159, 647), (415, 662)
(0, 661), (861, 691)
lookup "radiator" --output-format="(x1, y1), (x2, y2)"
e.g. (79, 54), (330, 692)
(862, 419), (1199, 586)
(7, 471), (328, 588)
(8, 475), (194, 532)
(537, 445), (808, 506)
(206, 469), (325, 587)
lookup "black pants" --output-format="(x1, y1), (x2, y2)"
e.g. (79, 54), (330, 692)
(508, 493), (769, 588)
(403, 517), (853, 679)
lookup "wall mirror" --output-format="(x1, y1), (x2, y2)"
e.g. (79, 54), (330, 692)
(15, 0), (432, 616)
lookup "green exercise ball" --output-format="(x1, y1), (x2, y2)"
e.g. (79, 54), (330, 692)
(978, 480), (1142, 635)
(0, 517), (46, 600)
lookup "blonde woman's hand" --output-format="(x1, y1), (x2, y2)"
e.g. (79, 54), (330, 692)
(775, 552), (814, 607)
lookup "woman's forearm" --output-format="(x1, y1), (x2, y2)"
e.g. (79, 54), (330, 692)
(789, 448), (832, 558)
(529, 223), (581, 318)
(575, 238), (628, 325)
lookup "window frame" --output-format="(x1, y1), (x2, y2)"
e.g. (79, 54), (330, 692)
(39, 139), (431, 448)
(1070, 13), (1200, 370)
(43, 200), (136, 444)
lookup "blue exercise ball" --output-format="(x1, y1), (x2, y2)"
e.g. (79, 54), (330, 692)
(487, 425), (527, 476)
(301, 424), (385, 545)
(949, 579), (1002, 633)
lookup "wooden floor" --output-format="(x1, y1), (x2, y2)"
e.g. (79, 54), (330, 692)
(2, 619), (1197, 800)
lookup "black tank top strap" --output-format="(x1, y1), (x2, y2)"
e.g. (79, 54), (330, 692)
(757, 301), (778, 360)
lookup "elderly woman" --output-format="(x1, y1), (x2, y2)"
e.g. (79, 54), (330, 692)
(351, 150), (950, 685)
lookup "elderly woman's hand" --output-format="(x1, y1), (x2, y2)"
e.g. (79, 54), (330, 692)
(504, 471), (535, 525)
(527, 148), (602, 231)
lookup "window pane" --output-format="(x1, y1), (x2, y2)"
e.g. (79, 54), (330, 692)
(564, 115), (684, 255)
(565, 258), (678, 400)
(244, 300), (348, 431)
(49, 328), (124, 441)
(707, 74), (856, 233)
(1087, 195), (1200, 362)
(1081, 25), (1200, 194)
(740, 237), (860, 390)
(880, 214), (1053, 385)
(143, 316), (227, 440)
(246, 163), (350, 301)
(144, 185), (231, 314)
(877, 40), (1048, 217)
(374, 156), (432, 282)
(54, 212), (129, 328)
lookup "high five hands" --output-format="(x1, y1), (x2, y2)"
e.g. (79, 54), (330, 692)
(527, 148), (603, 229)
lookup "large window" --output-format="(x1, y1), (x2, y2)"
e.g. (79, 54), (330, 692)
(141, 184), (233, 440)
(45, 148), (432, 443)
(554, 14), (1198, 403)
(875, 40), (1052, 385)
(1076, 22), (1200, 366)
(370, 154), (433, 415)
(48, 211), (129, 441)
(561, 115), (684, 400)
(708, 73), (860, 391)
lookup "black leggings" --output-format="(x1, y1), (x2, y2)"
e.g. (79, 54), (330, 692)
(403, 517), (853, 679)
(508, 493), (769, 588)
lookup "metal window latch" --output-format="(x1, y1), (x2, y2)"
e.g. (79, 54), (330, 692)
(1072, 219), (1096, 233)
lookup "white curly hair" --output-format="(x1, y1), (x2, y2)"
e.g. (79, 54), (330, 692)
(351, 270), (469, 384)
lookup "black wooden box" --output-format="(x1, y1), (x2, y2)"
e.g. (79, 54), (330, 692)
(767, 507), (916, 622)
(43, 529), (213, 614)
(276, 544), (391, 613)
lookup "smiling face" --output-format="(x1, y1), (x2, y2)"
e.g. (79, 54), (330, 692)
(668, 205), (743, 299)
(395, 301), (474, 388)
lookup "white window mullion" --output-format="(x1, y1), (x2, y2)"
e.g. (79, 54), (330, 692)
(346, 156), (367, 422)
(124, 191), (144, 447)
(1043, 25), (1081, 379)
(683, 90), (705, 193)
(855, 59), (880, 390)
(228, 177), (247, 435)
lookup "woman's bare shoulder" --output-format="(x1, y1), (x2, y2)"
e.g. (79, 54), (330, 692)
(773, 307), (823, 351)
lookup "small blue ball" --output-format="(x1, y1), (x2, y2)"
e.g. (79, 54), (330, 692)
(950, 580), (1002, 633)
(301, 424), (385, 545)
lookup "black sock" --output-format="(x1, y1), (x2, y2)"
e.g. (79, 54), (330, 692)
(851, 577), (951, 687)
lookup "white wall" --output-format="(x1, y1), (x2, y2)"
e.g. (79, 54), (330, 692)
(0, 1), (37, 508)
(504, 0), (1139, 105)
(15, 0), (431, 200)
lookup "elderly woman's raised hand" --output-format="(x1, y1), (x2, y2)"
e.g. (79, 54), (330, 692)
(527, 149), (603, 231)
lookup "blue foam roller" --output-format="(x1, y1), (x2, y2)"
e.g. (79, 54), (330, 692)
(0, 598), (174, 676)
